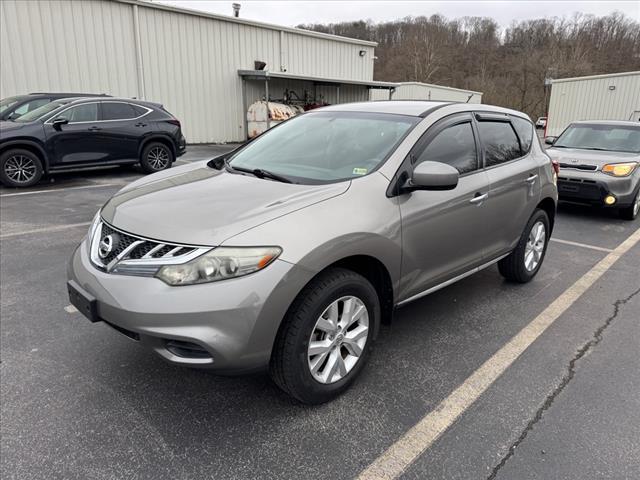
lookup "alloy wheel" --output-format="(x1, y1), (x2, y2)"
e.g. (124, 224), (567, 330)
(4, 155), (37, 184)
(147, 147), (169, 170)
(524, 221), (546, 272)
(307, 296), (369, 384)
(633, 192), (640, 217)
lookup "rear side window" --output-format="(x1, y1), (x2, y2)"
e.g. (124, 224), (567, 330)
(477, 121), (521, 167)
(511, 116), (534, 154)
(415, 122), (478, 174)
(102, 102), (137, 120)
(130, 104), (148, 117)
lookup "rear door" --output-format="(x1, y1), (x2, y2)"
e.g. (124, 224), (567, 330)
(398, 113), (492, 301)
(475, 113), (540, 259)
(97, 101), (151, 162)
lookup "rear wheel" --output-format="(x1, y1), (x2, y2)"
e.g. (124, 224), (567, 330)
(620, 190), (640, 221)
(140, 142), (173, 174)
(0, 149), (43, 187)
(270, 268), (380, 404)
(499, 209), (550, 283)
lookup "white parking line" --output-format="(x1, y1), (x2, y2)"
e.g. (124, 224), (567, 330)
(0, 222), (91, 239)
(0, 183), (124, 198)
(550, 237), (614, 253)
(358, 225), (640, 480)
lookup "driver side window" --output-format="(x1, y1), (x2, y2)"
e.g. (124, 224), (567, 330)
(414, 121), (479, 175)
(61, 103), (98, 123)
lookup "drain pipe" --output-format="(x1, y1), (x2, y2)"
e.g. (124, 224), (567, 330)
(133, 4), (146, 99)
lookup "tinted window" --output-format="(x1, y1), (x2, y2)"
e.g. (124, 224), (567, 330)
(61, 103), (98, 123)
(511, 116), (534, 154)
(415, 122), (478, 174)
(102, 102), (137, 120)
(477, 121), (521, 167)
(554, 124), (640, 153)
(131, 104), (148, 117)
(229, 111), (419, 183)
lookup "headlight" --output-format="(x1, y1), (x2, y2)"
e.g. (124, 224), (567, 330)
(156, 246), (282, 286)
(87, 211), (101, 245)
(601, 162), (638, 177)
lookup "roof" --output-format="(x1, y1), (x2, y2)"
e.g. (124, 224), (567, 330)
(395, 82), (483, 96)
(551, 71), (640, 84)
(570, 120), (640, 127)
(317, 101), (449, 117)
(117, 0), (377, 47)
(238, 70), (397, 89)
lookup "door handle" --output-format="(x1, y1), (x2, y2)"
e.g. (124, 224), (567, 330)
(87, 126), (101, 131)
(525, 174), (539, 184)
(135, 122), (147, 127)
(469, 192), (488, 204)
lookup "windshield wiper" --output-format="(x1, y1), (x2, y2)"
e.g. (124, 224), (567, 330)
(228, 164), (293, 183)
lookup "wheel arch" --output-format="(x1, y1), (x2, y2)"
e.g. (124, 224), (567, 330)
(536, 197), (557, 233)
(138, 134), (176, 160)
(0, 140), (49, 171)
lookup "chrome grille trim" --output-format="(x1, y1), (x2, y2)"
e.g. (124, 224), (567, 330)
(90, 220), (211, 276)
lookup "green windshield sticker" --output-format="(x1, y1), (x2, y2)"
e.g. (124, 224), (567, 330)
(352, 167), (368, 176)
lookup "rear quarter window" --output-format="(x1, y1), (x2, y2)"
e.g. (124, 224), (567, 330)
(511, 116), (534, 154)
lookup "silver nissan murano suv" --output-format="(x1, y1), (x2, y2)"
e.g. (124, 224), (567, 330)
(68, 101), (558, 404)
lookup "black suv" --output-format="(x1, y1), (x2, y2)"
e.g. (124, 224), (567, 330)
(0, 93), (110, 121)
(0, 97), (186, 187)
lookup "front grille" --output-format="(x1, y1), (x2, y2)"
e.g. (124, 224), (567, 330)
(90, 220), (210, 276)
(558, 163), (597, 171)
(557, 178), (605, 201)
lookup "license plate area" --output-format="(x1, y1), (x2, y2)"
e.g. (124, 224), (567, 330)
(67, 280), (99, 323)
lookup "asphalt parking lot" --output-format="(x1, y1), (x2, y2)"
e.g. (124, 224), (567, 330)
(1, 146), (639, 480)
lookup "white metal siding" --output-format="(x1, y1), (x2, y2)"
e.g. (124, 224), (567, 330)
(547, 72), (640, 136)
(370, 82), (482, 103)
(0, 0), (376, 143)
(0, 0), (139, 97)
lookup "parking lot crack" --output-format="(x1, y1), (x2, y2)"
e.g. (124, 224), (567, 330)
(486, 286), (640, 480)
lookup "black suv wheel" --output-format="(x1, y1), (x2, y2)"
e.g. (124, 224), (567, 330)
(140, 142), (173, 174)
(0, 149), (43, 187)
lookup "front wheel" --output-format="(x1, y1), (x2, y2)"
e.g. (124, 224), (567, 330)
(620, 190), (640, 221)
(0, 149), (43, 187)
(269, 268), (380, 404)
(499, 209), (550, 283)
(140, 142), (173, 174)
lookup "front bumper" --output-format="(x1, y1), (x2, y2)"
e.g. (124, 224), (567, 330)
(557, 169), (639, 207)
(67, 240), (314, 373)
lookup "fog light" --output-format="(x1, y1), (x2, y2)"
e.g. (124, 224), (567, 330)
(604, 195), (616, 205)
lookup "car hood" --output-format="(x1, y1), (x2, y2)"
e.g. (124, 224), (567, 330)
(546, 147), (640, 168)
(101, 161), (350, 246)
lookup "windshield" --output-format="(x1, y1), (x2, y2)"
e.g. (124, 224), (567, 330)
(14, 100), (67, 123)
(228, 111), (420, 183)
(0, 96), (24, 114)
(554, 124), (640, 153)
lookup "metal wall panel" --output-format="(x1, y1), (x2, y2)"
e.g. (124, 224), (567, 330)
(547, 72), (640, 136)
(0, 0), (139, 98)
(0, 0), (377, 143)
(370, 82), (482, 103)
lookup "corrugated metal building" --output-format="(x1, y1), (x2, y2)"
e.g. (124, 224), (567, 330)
(370, 82), (482, 103)
(0, 0), (394, 143)
(546, 71), (640, 137)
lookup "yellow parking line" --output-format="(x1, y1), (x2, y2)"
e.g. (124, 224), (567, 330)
(358, 226), (640, 480)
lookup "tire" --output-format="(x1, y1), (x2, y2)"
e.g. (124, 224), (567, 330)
(0, 149), (43, 188)
(620, 189), (640, 221)
(140, 142), (173, 174)
(269, 267), (380, 404)
(498, 209), (550, 283)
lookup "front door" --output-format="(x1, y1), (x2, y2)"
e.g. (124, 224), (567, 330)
(45, 102), (107, 166)
(397, 113), (492, 301)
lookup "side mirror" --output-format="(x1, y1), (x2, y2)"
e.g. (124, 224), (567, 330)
(406, 161), (459, 191)
(544, 136), (557, 145)
(7, 112), (21, 121)
(51, 118), (69, 130)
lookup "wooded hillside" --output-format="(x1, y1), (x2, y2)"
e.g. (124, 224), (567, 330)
(299, 13), (640, 118)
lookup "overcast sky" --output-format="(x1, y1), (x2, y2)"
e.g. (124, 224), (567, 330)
(157, 1), (639, 28)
